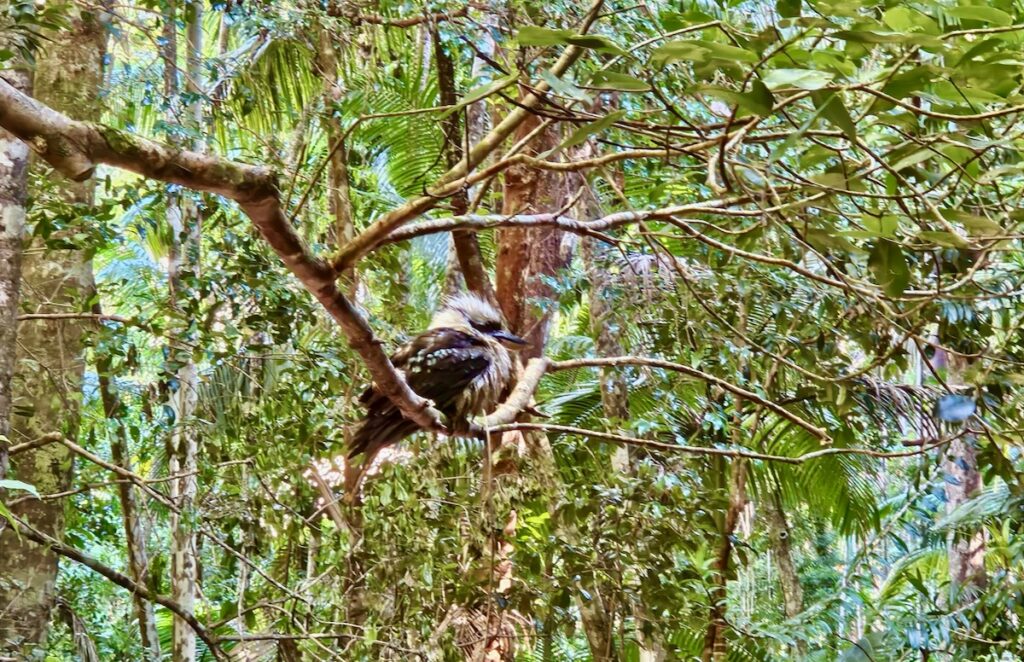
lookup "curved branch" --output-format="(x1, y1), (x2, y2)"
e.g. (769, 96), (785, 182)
(12, 518), (222, 660)
(0, 75), (442, 433)
(494, 422), (958, 464)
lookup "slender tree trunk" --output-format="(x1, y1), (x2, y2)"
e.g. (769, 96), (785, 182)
(164, 3), (204, 659)
(93, 301), (161, 660)
(577, 191), (624, 662)
(314, 26), (357, 291)
(942, 354), (986, 599)
(0, 61), (31, 481)
(703, 302), (750, 662)
(765, 496), (806, 657)
(0, 4), (105, 653)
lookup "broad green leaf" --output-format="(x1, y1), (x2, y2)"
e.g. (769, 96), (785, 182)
(946, 6), (1013, 27)
(862, 215), (899, 238)
(540, 70), (591, 102)
(944, 210), (1003, 236)
(917, 231), (970, 248)
(696, 81), (775, 116)
(589, 71), (651, 92)
(652, 40), (757, 65)
(439, 71), (519, 118)
(868, 239), (910, 297)
(763, 68), (834, 90)
(883, 6), (939, 35)
(890, 149), (934, 171)
(811, 90), (856, 141)
(561, 110), (627, 149)
(776, 0), (801, 18)
(517, 26), (574, 47)
(565, 34), (626, 55)
(0, 479), (39, 497)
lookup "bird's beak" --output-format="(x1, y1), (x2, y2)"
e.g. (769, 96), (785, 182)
(492, 330), (527, 347)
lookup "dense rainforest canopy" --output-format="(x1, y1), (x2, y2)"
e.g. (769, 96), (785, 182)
(1, 0), (1023, 660)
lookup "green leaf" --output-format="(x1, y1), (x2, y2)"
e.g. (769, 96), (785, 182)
(946, 6), (1013, 27)
(811, 91), (856, 141)
(565, 34), (626, 55)
(763, 68), (834, 90)
(439, 71), (519, 119)
(0, 479), (39, 497)
(517, 27), (626, 54)
(540, 70), (591, 102)
(947, 211), (1003, 237)
(776, 0), (801, 18)
(862, 215), (899, 238)
(696, 81), (775, 116)
(589, 71), (651, 92)
(652, 40), (757, 65)
(869, 239), (910, 297)
(561, 110), (627, 149)
(890, 149), (934, 172)
(883, 6), (939, 35)
(517, 26), (574, 47)
(917, 231), (970, 248)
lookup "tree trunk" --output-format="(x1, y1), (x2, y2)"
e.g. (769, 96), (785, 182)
(0, 3), (105, 653)
(314, 26), (357, 291)
(702, 458), (748, 662)
(164, 3), (204, 659)
(765, 496), (806, 657)
(0, 61), (32, 481)
(496, 114), (571, 359)
(576, 188), (626, 662)
(942, 354), (985, 599)
(93, 300), (161, 660)
(461, 115), (572, 662)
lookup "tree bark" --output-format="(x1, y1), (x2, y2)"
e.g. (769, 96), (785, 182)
(164, 3), (204, 659)
(0, 3), (105, 653)
(496, 114), (572, 360)
(93, 300), (161, 660)
(314, 26), (357, 291)
(942, 354), (986, 599)
(0, 61), (32, 482)
(765, 496), (806, 657)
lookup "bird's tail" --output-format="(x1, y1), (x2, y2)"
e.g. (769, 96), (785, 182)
(347, 412), (420, 459)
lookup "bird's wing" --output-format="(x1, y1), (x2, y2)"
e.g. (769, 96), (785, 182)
(359, 328), (491, 414)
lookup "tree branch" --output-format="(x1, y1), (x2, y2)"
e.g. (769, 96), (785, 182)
(12, 518), (222, 660)
(0, 75), (443, 433)
(492, 423), (959, 464)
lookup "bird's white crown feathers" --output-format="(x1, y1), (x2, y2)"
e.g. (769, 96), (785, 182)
(429, 292), (503, 331)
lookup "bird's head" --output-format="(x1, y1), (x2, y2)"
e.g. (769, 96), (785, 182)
(430, 293), (527, 349)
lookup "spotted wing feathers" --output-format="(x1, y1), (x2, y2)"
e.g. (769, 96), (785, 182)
(348, 329), (491, 458)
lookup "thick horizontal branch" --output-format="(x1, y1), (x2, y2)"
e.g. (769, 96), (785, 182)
(13, 518), (221, 659)
(492, 423), (958, 464)
(0, 75), (441, 432)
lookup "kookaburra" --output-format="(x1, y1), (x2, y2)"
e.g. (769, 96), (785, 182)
(348, 293), (525, 459)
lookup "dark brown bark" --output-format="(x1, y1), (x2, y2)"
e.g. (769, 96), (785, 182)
(434, 29), (495, 303)
(0, 5), (105, 653)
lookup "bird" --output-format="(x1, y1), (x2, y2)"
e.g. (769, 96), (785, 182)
(347, 292), (525, 459)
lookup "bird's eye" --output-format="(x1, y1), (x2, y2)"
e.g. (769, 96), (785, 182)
(470, 320), (501, 334)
